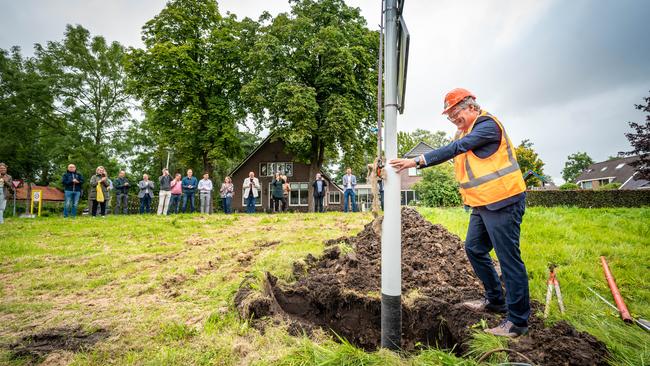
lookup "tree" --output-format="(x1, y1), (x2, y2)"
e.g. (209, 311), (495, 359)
(0, 47), (56, 185)
(561, 152), (594, 183)
(410, 129), (451, 150)
(620, 91), (650, 180)
(397, 131), (416, 158)
(398, 129), (450, 157)
(35, 25), (131, 149)
(126, 0), (250, 174)
(412, 163), (461, 207)
(515, 139), (546, 187)
(243, 0), (378, 211)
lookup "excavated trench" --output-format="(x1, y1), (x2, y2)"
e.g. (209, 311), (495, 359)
(235, 208), (609, 365)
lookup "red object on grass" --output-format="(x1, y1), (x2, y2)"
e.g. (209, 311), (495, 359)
(600, 256), (633, 323)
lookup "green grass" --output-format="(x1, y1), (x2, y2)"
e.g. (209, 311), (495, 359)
(0, 207), (648, 365)
(419, 206), (650, 365)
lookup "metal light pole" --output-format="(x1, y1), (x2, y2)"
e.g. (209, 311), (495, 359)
(381, 0), (401, 350)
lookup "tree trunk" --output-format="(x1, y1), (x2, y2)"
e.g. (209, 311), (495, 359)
(307, 138), (326, 213)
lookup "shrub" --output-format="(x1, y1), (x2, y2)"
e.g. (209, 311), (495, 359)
(559, 183), (580, 190)
(597, 182), (622, 190)
(526, 189), (650, 208)
(413, 164), (462, 207)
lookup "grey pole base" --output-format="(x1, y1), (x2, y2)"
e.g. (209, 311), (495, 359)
(381, 293), (402, 350)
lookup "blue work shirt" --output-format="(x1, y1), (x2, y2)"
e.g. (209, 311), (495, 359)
(422, 115), (525, 210)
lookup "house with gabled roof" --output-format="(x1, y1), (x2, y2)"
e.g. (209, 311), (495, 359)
(228, 135), (345, 212)
(575, 156), (649, 190)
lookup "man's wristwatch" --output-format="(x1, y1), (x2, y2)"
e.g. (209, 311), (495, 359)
(413, 156), (422, 168)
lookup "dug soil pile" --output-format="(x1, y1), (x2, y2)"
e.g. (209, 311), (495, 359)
(235, 208), (608, 365)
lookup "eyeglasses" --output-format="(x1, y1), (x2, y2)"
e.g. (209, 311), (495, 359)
(446, 105), (465, 122)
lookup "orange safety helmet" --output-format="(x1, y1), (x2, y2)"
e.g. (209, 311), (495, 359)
(442, 88), (476, 115)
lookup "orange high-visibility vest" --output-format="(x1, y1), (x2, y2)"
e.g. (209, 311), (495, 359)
(454, 111), (526, 207)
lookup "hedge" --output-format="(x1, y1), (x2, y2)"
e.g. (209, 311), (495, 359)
(525, 189), (650, 208)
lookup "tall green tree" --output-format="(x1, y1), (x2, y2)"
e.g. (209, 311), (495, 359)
(620, 91), (650, 180)
(562, 152), (594, 183)
(0, 47), (57, 184)
(36, 25), (131, 149)
(398, 129), (450, 157)
(243, 0), (378, 210)
(126, 0), (251, 174)
(515, 139), (546, 187)
(397, 131), (416, 157)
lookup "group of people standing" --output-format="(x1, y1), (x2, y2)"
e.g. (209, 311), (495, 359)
(61, 164), (236, 218)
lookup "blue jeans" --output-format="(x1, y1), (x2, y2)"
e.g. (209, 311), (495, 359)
(182, 192), (195, 213)
(64, 190), (81, 218)
(246, 194), (256, 213)
(169, 194), (181, 214)
(343, 189), (357, 212)
(222, 197), (232, 214)
(139, 195), (151, 214)
(464, 197), (529, 326)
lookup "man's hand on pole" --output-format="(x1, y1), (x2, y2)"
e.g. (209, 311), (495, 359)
(389, 158), (417, 173)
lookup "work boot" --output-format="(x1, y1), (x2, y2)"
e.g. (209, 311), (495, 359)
(485, 320), (528, 338)
(462, 298), (507, 313)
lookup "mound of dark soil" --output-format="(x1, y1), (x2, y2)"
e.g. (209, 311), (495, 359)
(235, 208), (608, 365)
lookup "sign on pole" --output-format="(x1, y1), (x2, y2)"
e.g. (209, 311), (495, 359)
(12, 180), (22, 216)
(30, 190), (43, 217)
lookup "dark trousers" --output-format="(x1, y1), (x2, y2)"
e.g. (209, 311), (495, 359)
(246, 193), (256, 213)
(272, 197), (282, 212)
(91, 200), (106, 216)
(464, 198), (529, 326)
(222, 197), (232, 214)
(182, 192), (195, 213)
(139, 195), (151, 214)
(281, 196), (288, 212)
(314, 194), (324, 212)
(168, 194), (181, 214)
(115, 193), (129, 214)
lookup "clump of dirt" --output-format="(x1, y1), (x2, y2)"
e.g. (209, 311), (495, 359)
(7, 326), (109, 364)
(235, 208), (609, 365)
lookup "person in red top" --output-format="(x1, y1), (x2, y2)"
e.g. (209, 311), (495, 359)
(168, 173), (183, 214)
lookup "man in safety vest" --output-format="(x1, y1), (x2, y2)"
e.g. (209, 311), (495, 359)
(390, 88), (530, 337)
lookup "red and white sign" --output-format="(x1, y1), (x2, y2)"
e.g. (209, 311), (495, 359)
(12, 180), (22, 189)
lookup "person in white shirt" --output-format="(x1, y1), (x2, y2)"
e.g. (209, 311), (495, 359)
(198, 173), (214, 214)
(243, 171), (260, 213)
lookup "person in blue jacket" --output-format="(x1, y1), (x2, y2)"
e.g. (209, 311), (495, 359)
(181, 169), (198, 213)
(62, 164), (84, 218)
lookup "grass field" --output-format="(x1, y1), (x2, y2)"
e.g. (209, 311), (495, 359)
(0, 207), (648, 365)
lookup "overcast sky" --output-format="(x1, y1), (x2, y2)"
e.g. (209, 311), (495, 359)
(2, 0), (649, 183)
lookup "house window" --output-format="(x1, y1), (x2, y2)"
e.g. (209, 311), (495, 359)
(598, 178), (612, 186)
(400, 190), (418, 205)
(289, 182), (308, 206)
(615, 163), (625, 170)
(328, 191), (341, 204)
(408, 167), (421, 177)
(356, 188), (373, 205)
(582, 181), (593, 189)
(241, 186), (262, 206)
(260, 162), (293, 177)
